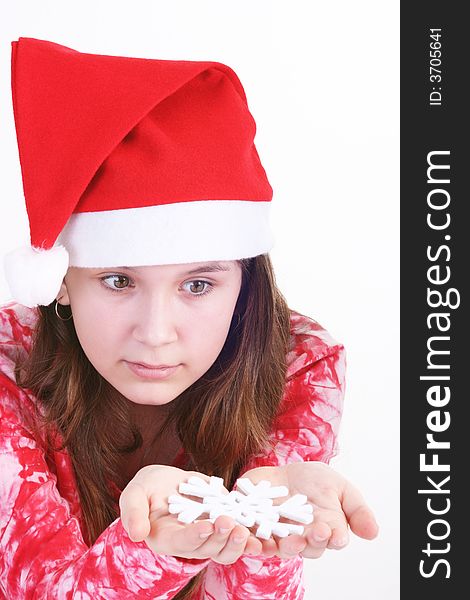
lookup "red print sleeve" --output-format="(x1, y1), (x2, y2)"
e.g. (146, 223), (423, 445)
(0, 301), (210, 599)
(0, 375), (211, 600)
(195, 311), (346, 600)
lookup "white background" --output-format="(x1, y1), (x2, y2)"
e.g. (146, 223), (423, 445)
(0, 2), (399, 598)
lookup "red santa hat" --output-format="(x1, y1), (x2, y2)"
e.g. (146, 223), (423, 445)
(4, 37), (274, 308)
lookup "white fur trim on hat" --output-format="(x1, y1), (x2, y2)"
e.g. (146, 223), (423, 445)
(3, 245), (69, 308)
(57, 200), (275, 267)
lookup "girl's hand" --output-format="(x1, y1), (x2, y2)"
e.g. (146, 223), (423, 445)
(239, 462), (379, 560)
(119, 465), (264, 563)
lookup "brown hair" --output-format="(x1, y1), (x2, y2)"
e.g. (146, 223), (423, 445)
(15, 253), (292, 599)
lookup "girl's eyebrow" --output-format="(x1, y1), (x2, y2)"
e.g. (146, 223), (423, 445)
(116, 263), (231, 275)
(184, 263), (231, 275)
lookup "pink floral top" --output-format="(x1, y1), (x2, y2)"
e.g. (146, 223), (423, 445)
(0, 300), (346, 599)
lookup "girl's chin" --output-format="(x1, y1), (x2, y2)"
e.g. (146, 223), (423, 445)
(119, 387), (179, 407)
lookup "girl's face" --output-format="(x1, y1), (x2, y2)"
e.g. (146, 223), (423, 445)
(56, 260), (243, 407)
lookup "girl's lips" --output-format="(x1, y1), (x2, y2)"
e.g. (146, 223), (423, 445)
(124, 361), (181, 380)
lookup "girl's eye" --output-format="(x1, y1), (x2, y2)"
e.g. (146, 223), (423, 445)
(182, 280), (214, 298)
(100, 275), (132, 291)
(100, 275), (214, 298)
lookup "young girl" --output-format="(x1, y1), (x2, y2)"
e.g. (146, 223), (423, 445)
(0, 37), (378, 599)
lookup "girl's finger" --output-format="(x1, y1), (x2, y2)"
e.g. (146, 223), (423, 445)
(341, 482), (379, 540)
(300, 524), (331, 559)
(181, 520), (215, 552)
(195, 516), (238, 557)
(316, 514), (349, 550)
(326, 525), (349, 550)
(258, 536), (278, 557)
(119, 482), (151, 542)
(308, 520), (331, 543)
(309, 512), (348, 551)
(277, 534), (308, 559)
(348, 504), (379, 540)
(244, 535), (264, 556)
(211, 525), (251, 565)
(151, 518), (215, 556)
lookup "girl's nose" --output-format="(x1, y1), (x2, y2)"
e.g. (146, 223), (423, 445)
(132, 293), (178, 347)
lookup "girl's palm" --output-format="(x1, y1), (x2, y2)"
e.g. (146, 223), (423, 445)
(239, 462), (379, 559)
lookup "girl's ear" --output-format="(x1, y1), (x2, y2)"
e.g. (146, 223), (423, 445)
(56, 279), (70, 306)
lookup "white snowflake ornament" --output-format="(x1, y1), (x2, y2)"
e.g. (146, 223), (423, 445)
(167, 474), (314, 540)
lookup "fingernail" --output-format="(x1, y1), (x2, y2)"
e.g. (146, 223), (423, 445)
(233, 535), (245, 544)
(313, 533), (329, 542)
(199, 531), (213, 539)
(334, 537), (348, 547)
(219, 527), (231, 534)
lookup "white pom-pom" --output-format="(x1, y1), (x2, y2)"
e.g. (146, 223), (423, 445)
(3, 245), (69, 308)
